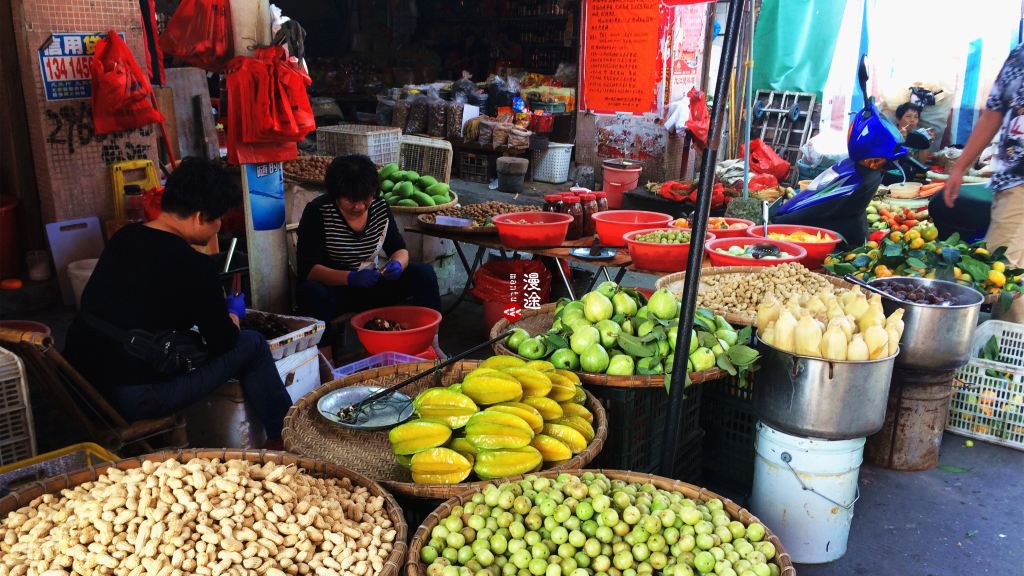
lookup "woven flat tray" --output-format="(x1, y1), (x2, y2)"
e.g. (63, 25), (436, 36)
(0, 448), (408, 576)
(490, 304), (726, 388)
(416, 213), (498, 236)
(389, 192), (459, 214)
(284, 172), (327, 186)
(282, 360), (608, 500)
(404, 469), (796, 576)
(654, 266), (856, 326)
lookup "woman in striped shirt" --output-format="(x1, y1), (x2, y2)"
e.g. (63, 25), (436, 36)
(296, 155), (441, 347)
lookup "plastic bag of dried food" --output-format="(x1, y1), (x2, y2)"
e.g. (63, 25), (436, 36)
(447, 101), (466, 140)
(491, 123), (511, 149)
(478, 118), (496, 147)
(427, 90), (448, 138)
(464, 117), (481, 143)
(508, 128), (531, 149)
(406, 94), (428, 134)
(377, 96), (395, 127)
(392, 99), (410, 130)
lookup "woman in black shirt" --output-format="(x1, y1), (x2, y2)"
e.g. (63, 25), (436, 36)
(64, 158), (292, 444)
(296, 155), (441, 347)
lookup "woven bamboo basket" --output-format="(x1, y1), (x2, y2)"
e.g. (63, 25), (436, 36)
(404, 469), (796, 576)
(389, 192), (460, 214)
(490, 304), (726, 388)
(0, 448), (408, 576)
(282, 360), (608, 500)
(416, 213), (499, 236)
(654, 266), (856, 326)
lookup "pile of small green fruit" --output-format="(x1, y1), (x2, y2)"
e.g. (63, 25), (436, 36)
(505, 282), (759, 386)
(634, 230), (693, 245)
(419, 472), (782, 576)
(380, 163), (452, 208)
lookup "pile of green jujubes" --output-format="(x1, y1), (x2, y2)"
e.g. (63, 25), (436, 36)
(420, 473), (781, 576)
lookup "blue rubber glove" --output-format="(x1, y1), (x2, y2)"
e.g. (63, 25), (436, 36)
(226, 293), (246, 319)
(382, 260), (403, 281)
(348, 268), (382, 289)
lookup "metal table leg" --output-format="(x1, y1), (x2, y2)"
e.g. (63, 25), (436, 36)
(452, 240), (472, 275)
(444, 244), (486, 315)
(612, 267), (629, 284)
(554, 258), (575, 301)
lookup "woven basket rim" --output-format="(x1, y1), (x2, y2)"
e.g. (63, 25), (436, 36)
(390, 192), (460, 214)
(416, 213), (499, 236)
(404, 469), (797, 576)
(489, 304), (727, 388)
(0, 448), (408, 576)
(283, 360), (609, 499)
(654, 266), (856, 326)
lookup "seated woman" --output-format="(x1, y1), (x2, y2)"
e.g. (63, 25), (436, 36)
(894, 102), (934, 163)
(64, 157), (292, 447)
(296, 154), (441, 348)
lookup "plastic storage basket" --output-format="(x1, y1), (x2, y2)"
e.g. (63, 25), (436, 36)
(0, 347), (35, 467)
(948, 320), (1024, 450)
(531, 143), (573, 184)
(701, 376), (757, 494)
(316, 125), (401, 166)
(248, 311), (326, 361)
(459, 152), (490, 183)
(400, 135), (453, 184)
(0, 442), (117, 495)
(332, 352), (426, 379)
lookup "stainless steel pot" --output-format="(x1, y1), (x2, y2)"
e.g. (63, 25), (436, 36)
(755, 341), (897, 440)
(867, 277), (983, 371)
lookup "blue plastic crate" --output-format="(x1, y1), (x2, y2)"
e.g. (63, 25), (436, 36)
(332, 352), (426, 379)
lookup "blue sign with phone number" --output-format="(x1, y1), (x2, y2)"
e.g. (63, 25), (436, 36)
(37, 32), (124, 101)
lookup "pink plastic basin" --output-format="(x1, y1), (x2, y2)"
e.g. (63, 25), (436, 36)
(592, 210), (673, 246)
(351, 306), (442, 355)
(624, 228), (717, 273)
(492, 212), (574, 249)
(745, 224), (841, 270)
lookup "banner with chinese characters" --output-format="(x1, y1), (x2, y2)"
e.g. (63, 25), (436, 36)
(244, 162), (285, 231)
(580, 0), (663, 114)
(38, 32), (124, 101)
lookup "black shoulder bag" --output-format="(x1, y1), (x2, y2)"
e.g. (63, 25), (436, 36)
(82, 313), (209, 375)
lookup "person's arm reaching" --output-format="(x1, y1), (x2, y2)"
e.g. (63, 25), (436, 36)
(944, 109), (1004, 208)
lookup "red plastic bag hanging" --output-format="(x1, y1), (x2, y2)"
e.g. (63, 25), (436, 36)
(224, 55), (297, 164)
(90, 31), (165, 135)
(159, 0), (233, 72)
(741, 139), (792, 180)
(684, 88), (710, 149)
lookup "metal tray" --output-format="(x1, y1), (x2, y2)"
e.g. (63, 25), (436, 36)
(316, 385), (414, 430)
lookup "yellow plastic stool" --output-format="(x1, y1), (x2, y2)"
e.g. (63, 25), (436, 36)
(110, 159), (160, 219)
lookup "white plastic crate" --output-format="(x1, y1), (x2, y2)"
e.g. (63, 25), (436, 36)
(316, 125), (401, 166)
(399, 135), (453, 183)
(947, 320), (1024, 451)
(0, 347), (36, 466)
(247, 310), (326, 361)
(531, 143), (573, 184)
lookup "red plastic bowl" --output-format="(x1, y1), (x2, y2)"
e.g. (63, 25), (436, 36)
(623, 228), (717, 273)
(492, 212), (574, 249)
(745, 224), (841, 269)
(592, 210), (673, 246)
(672, 217), (754, 238)
(351, 306), (442, 355)
(705, 237), (807, 267)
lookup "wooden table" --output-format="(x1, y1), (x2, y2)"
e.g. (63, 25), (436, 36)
(406, 223), (635, 312)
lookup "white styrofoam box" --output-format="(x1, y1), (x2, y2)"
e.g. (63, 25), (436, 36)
(277, 346), (321, 403)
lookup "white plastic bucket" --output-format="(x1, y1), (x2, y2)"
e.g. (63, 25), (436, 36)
(67, 259), (98, 310)
(750, 421), (865, 564)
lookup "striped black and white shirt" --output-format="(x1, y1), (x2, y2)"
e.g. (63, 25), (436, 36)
(297, 195), (405, 280)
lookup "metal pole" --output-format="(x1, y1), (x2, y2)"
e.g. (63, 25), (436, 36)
(741, 0), (755, 200)
(661, 0), (746, 478)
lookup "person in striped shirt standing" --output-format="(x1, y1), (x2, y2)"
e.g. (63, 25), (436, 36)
(296, 154), (441, 348)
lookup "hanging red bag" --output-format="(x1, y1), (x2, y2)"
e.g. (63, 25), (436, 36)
(90, 31), (165, 135)
(159, 0), (233, 72)
(225, 56), (297, 164)
(274, 56), (316, 138)
(741, 139), (792, 181)
(685, 88), (710, 149)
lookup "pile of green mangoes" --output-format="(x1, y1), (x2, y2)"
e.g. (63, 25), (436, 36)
(380, 163), (452, 208)
(419, 472), (782, 576)
(505, 282), (759, 387)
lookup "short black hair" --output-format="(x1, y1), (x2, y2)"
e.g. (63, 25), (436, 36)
(324, 154), (379, 201)
(895, 102), (923, 120)
(161, 157), (240, 221)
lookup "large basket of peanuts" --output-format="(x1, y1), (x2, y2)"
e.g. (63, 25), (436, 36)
(0, 448), (407, 576)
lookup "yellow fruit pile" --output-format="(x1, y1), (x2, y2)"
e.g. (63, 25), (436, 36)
(756, 288), (905, 361)
(388, 356), (596, 484)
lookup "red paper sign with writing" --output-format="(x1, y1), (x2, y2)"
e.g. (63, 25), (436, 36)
(581, 0), (662, 114)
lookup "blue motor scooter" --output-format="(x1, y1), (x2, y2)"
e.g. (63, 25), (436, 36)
(773, 57), (912, 247)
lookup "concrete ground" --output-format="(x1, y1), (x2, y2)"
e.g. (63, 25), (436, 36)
(7, 177), (1023, 574)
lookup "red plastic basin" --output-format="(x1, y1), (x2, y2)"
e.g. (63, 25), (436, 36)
(705, 237), (807, 267)
(623, 228), (717, 273)
(672, 217), (754, 238)
(350, 306), (442, 355)
(745, 224), (841, 270)
(592, 210), (673, 246)
(492, 212), (574, 249)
